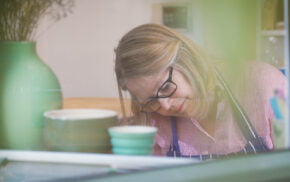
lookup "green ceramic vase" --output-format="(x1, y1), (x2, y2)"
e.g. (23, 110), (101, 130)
(0, 41), (62, 150)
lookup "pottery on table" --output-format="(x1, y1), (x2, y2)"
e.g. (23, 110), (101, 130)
(44, 109), (118, 153)
(0, 41), (62, 150)
(108, 126), (157, 155)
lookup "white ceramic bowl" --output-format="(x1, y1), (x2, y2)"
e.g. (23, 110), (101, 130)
(44, 109), (118, 153)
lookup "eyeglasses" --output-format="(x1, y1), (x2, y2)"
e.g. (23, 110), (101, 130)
(140, 67), (177, 112)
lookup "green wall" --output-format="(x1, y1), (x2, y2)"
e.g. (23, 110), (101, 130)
(201, 0), (258, 63)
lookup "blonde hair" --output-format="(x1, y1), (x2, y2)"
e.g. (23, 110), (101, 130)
(115, 24), (217, 123)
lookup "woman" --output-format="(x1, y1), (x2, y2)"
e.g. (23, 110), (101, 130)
(114, 23), (286, 159)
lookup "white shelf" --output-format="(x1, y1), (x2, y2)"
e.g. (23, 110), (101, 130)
(261, 30), (286, 36)
(0, 150), (196, 169)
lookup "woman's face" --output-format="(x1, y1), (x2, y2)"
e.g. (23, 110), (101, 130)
(125, 67), (196, 117)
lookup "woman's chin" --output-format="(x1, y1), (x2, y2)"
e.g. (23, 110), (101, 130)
(155, 99), (193, 117)
(162, 110), (188, 117)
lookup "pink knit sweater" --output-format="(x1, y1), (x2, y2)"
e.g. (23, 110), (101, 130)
(150, 61), (287, 156)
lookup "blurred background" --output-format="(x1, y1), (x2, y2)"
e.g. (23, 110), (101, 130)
(36, 0), (286, 98)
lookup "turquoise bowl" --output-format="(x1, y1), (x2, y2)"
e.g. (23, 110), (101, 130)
(108, 126), (157, 155)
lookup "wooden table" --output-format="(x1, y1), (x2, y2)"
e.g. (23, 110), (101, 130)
(63, 97), (131, 118)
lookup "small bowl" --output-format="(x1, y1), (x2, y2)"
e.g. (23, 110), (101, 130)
(44, 109), (118, 153)
(108, 126), (157, 155)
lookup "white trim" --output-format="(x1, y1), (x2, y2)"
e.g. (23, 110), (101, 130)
(0, 150), (196, 170)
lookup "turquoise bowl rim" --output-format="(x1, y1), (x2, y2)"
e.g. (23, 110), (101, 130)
(108, 125), (157, 138)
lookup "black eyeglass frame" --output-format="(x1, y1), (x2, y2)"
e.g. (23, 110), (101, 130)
(140, 66), (177, 112)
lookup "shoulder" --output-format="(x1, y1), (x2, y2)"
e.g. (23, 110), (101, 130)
(245, 61), (285, 82)
(244, 61), (287, 94)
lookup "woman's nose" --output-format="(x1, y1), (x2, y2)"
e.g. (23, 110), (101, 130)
(158, 98), (172, 111)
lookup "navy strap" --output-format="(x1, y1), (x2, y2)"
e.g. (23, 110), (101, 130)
(166, 116), (182, 157)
